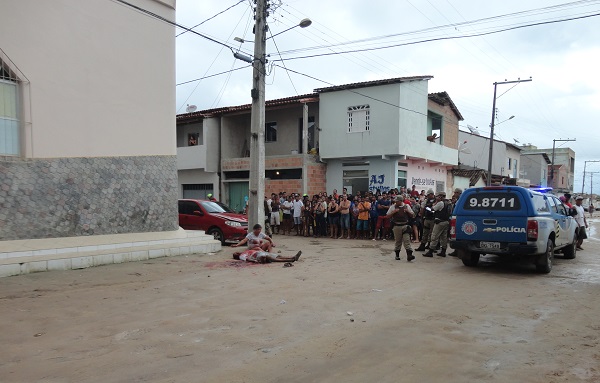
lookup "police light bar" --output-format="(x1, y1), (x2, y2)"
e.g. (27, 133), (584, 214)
(530, 187), (553, 193)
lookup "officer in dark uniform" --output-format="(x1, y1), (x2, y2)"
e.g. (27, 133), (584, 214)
(416, 189), (436, 251)
(424, 191), (451, 257)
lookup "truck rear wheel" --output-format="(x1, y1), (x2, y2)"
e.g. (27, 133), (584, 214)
(536, 239), (554, 274)
(459, 249), (479, 267)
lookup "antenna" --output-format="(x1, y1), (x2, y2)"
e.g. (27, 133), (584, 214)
(186, 104), (197, 113)
(467, 125), (480, 135)
(513, 138), (520, 144)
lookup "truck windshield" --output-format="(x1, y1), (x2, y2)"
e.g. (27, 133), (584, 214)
(463, 192), (521, 211)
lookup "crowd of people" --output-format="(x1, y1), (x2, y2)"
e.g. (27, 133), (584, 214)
(259, 185), (464, 261)
(234, 186), (593, 264)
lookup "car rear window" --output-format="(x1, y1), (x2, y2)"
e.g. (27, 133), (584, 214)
(463, 192), (521, 211)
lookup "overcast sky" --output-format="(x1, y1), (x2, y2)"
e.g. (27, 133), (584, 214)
(175, 0), (600, 192)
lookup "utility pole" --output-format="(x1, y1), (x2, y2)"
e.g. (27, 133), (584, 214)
(247, 0), (267, 228)
(549, 138), (575, 189)
(487, 78), (532, 185)
(581, 160), (600, 194)
(589, 172), (600, 199)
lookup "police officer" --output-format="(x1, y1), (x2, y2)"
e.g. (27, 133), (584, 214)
(447, 188), (463, 257)
(416, 189), (436, 252)
(424, 191), (451, 258)
(386, 196), (415, 261)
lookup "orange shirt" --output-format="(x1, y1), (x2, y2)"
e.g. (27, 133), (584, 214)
(358, 202), (371, 220)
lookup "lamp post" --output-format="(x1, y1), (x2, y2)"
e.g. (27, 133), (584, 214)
(235, 0), (311, 227)
(486, 78), (531, 185)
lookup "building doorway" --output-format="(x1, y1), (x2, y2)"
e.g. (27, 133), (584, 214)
(228, 182), (249, 214)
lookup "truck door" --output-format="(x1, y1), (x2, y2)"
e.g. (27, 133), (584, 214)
(548, 197), (567, 247)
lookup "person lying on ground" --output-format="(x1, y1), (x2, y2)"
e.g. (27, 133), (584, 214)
(232, 224), (274, 252)
(232, 249), (302, 263)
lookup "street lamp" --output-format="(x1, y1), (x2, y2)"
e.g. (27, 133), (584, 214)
(487, 78), (531, 185)
(495, 115), (515, 127)
(268, 18), (312, 39)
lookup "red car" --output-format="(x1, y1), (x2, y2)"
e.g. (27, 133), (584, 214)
(178, 199), (248, 244)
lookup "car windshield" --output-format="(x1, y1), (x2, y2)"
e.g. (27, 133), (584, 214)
(200, 201), (234, 214)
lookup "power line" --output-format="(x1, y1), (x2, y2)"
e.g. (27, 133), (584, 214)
(112, 0), (251, 55)
(176, 0), (246, 37)
(268, 28), (298, 95)
(273, 0), (600, 56)
(270, 12), (600, 62)
(176, 65), (250, 86)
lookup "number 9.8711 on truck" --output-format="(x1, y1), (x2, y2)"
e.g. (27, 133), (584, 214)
(449, 186), (579, 274)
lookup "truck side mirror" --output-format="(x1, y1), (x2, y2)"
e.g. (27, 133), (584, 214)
(569, 208), (578, 217)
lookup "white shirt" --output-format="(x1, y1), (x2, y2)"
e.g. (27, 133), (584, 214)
(292, 200), (304, 218)
(282, 201), (293, 214)
(574, 205), (586, 227)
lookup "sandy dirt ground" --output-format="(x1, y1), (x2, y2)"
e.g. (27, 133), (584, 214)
(2, 220), (600, 383)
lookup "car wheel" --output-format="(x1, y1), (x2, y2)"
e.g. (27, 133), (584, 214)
(536, 239), (554, 274)
(458, 249), (479, 267)
(207, 228), (224, 244)
(562, 236), (577, 260)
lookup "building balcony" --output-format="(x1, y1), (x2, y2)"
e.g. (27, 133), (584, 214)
(177, 145), (207, 170)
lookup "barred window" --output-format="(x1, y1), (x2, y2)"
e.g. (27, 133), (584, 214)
(347, 105), (370, 133)
(1, 59), (19, 156)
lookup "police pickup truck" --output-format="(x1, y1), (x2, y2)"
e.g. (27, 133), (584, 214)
(449, 186), (578, 273)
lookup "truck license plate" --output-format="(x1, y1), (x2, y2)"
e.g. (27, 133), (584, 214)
(480, 241), (501, 249)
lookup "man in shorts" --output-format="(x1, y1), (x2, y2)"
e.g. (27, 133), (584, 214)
(232, 224), (274, 252)
(574, 196), (589, 250)
(338, 194), (351, 239)
(233, 249), (302, 264)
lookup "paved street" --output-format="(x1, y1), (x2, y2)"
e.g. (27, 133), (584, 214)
(2, 220), (600, 383)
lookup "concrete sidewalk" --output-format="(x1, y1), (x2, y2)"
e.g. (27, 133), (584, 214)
(0, 228), (220, 277)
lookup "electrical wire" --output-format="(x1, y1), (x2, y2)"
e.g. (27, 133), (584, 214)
(176, 65), (250, 86)
(111, 0), (252, 55)
(176, 0), (246, 37)
(273, 0), (600, 56)
(270, 12), (600, 61)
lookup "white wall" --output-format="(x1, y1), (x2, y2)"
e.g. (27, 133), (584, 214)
(178, 169), (220, 199)
(318, 80), (457, 165)
(406, 162), (450, 194)
(459, 131), (509, 175)
(0, 0), (176, 158)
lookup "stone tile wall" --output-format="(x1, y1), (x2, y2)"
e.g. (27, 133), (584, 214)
(0, 156), (179, 240)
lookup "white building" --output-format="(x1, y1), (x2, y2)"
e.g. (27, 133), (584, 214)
(458, 130), (522, 183)
(317, 77), (461, 195)
(0, 0), (178, 239)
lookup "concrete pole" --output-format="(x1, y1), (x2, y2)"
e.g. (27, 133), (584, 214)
(486, 82), (498, 186)
(302, 103), (309, 195)
(247, 0), (267, 228)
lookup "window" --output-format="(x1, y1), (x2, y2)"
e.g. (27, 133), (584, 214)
(1, 60), (19, 156)
(508, 158), (512, 170)
(427, 111), (442, 145)
(397, 170), (407, 188)
(562, 176), (565, 186)
(347, 105), (370, 133)
(533, 195), (550, 213)
(178, 200), (201, 215)
(265, 122), (277, 142)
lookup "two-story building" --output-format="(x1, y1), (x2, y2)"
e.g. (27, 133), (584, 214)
(176, 76), (466, 205)
(457, 130), (523, 184)
(177, 94), (325, 213)
(520, 152), (551, 187)
(318, 77), (461, 195)
(521, 145), (576, 193)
